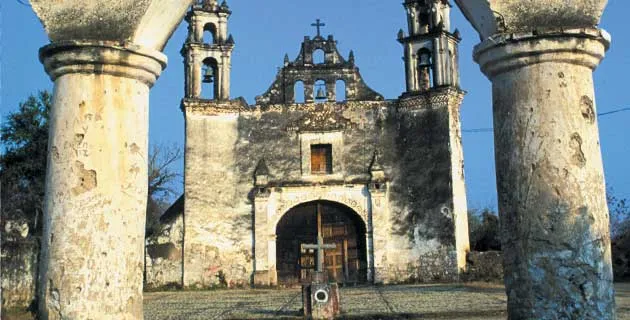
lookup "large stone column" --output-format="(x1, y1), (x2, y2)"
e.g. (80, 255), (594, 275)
(455, 1), (614, 318)
(31, 1), (193, 319)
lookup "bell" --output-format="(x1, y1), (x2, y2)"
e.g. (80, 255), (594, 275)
(315, 87), (327, 100)
(202, 66), (214, 83)
(418, 51), (432, 68)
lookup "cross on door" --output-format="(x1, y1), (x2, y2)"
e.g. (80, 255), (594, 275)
(301, 203), (336, 273)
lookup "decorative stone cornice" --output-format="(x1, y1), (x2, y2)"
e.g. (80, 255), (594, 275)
(248, 100), (393, 114)
(39, 41), (167, 86)
(474, 28), (610, 79)
(182, 97), (248, 116)
(397, 87), (465, 111)
(287, 108), (353, 133)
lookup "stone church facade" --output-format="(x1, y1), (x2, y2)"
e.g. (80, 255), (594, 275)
(146, 0), (470, 289)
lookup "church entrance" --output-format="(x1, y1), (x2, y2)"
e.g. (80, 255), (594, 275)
(275, 201), (368, 286)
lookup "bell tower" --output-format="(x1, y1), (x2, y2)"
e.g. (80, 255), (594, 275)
(394, 0), (470, 277)
(398, 0), (460, 93)
(182, 0), (235, 100)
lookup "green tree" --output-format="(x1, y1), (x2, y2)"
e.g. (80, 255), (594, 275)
(1, 91), (51, 236)
(468, 207), (501, 252)
(1, 91), (182, 239)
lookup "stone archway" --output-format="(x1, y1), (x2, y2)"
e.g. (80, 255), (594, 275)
(275, 200), (368, 287)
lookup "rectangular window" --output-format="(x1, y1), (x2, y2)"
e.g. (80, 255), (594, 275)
(311, 144), (332, 174)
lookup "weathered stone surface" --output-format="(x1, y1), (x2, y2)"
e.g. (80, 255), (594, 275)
(456, 1), (615, 317)
(178, 93), (468, 287)
(463, 251), (503, 282)
(1, 238), (38, 311)
(145, 213), (184, 290)
(455, 0), (607, 39)
(31, 1), (193, 319)
(157, 2), (470, 289)
(31, 0), (192, 51)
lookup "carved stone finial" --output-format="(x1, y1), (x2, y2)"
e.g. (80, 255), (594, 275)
(397, 29), (405, 39)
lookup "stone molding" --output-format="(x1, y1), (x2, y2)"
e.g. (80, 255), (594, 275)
(181, 98), (248, 115)
(397, 88), (465, 110)
(474, 28), (610, 79)
(39, 41), (167, 86)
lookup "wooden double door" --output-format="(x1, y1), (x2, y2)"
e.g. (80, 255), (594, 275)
(276, 201), (367, 286)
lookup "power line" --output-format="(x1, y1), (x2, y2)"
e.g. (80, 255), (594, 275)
(462, 107), (630, 134)
(599, 107), (630, 117)
(16, 0), (30, 7)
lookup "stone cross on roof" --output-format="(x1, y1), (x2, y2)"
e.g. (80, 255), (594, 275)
(311, 18), (326, 37)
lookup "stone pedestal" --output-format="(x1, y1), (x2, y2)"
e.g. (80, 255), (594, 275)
(30, 0), (193, 318)
(302, 272), (340, 320)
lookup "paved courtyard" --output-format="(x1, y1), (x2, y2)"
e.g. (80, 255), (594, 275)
(144, 282), (630, 319)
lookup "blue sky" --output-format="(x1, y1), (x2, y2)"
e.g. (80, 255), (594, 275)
(2, 0), (629, 209)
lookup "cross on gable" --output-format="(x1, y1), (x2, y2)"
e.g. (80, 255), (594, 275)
(311, 18), (326, 37)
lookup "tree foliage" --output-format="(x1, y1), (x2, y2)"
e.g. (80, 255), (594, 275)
(609, 188), (630, 239)
(1, 91), (183, 239)
(145, 143), (182, 238)
(468, 207), (501, 252)
(1, 91), (51, 236)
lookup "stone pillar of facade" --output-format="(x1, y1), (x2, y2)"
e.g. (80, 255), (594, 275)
(455, 1), (614, 318)
(31, 1), (193, 318)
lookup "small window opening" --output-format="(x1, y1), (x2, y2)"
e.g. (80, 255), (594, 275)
(203, 23), (217, 44)
(335, 79), (346, 102)
(313, 49), (325, 64)
(311, 144), (332, 174)
(202, 57), (218, 99)
(294, 81), (305, 104)
(417, 49), (433, 90)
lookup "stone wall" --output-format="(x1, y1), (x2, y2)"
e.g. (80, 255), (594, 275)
(463, 251), (503, 282)
(1, 237), (39, 311)
(180, 97), (468, 287)
(145, 214), (184, 290)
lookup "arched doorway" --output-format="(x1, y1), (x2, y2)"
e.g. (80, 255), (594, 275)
(275, 201), (368, 286)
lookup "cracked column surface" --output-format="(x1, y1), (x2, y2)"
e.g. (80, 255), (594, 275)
(456, 1), (614, 318)
(31, 1), (193, 319)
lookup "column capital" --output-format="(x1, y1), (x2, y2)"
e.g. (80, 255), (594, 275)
(39, 41), (167, 87)
(473, 28), (610, 79)
(454, 0), (607, 40)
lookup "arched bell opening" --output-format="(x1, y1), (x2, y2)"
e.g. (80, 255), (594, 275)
(201, 57), (218, 99)
(335, 79), (347, 102)
(314, 79), (327, 103)
(294, 80), (305, 104)
(313, 49), (325, 64)
(417, 48), (433, 91)
(203, 23), (217, 44)
(275, 201), (368, 287)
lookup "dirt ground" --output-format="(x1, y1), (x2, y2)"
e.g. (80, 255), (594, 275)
(5, 282), (630, 319)
(143, 282), (630, 320)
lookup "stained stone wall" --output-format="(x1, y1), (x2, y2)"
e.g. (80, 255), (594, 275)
(176, 94), (468, 288)
(1, 238), (38, 311)
(145, 214), (184, 290)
